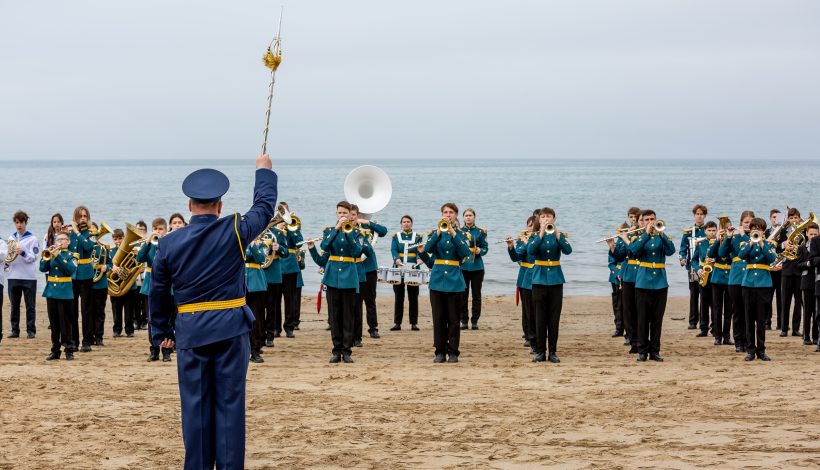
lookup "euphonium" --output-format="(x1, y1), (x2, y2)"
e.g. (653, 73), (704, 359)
(438, 219), (450, 232)
(108, 224), (147, 297)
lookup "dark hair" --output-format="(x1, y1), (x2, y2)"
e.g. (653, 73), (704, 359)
(642, 209), (656, 218)
(532, 208), (541, 217)
(113, 229), (124, 238)
(349, 204), (360, 213)
(136, 220), (147, 227)
(46, 213), (64, 246)
(55, 231), (69, 240)
(770, 208), (781, 216)
(692, 204), (708, 215)
(787, 207), (801, 218)
(13, 210), (29, 223)
(336, 200), (352, 211)
(806, 222), (819, 232)
(704, 221), (717, 229)
(749, 218), (767, 231)
(152, 217), (167, 229)
(440, 202), (458, 214)
(628, 207), (641, 216)
(740, 210), (755, 223)
(539, 207), (555, 218)
(527, 215), (539, 233)
(463, 208), (476, 217)
(401, 215), (413, 224)
(169, 213), (187, 226)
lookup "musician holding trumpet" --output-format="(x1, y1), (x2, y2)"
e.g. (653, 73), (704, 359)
(738, 218), (777, 361)
(40, 232), (77, 360)
(719, 211), (754, 354)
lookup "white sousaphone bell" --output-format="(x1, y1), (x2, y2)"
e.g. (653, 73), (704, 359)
(343, 165), (392, 218)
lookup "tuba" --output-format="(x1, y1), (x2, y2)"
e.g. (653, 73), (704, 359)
(108, 224), (147, 297)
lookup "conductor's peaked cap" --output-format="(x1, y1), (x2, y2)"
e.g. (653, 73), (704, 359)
(182, 168), (230, 202)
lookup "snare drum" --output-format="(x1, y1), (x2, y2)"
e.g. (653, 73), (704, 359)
(421, 270), (431, 285)
(405, 270), (424, 286)
(377, 266), (389, 283)
(386, 267), (404, 285)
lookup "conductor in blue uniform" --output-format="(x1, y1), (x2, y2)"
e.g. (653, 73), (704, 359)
(149, 154), (277, 470)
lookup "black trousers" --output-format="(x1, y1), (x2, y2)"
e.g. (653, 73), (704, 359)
(393, 281), (419, 326)
(430, 289), (461, 357)
(47, 298), (73, 354)
(282, 273), (300, 332)
(72, 278), (93, 346)
(711, 283), (732, 340)
(264, 282), (283, 338)
(622, 282), (637, 346)
(802, 289), (816, 342)
(610, 283), (623, 331)
(247, 291), (266, 355)
(687, 280), (699, 327)
(362, 270), (378, 330)
(461, 269), (484, 324)
(326, 287), (355, 356)
(112, 289), (137, 335)
(92, 288), (108, 341)
(728, 284), (746, 349)
(8, 279), (37, 335)
(532, 284), (563, 355)
(699, 284), (712, 333)
(781, 274), (802, 334)
(636, 287), (667, 355)
(770, 270), (782, 328)
(520, 287), (536, 343)
(135, 293), (148, 327)
(743, 287), (768, 355)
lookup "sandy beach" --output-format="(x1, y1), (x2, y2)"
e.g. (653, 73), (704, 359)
(1, 294), (819, 469)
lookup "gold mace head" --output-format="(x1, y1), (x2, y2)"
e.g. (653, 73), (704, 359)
(263, 48), (282, 71)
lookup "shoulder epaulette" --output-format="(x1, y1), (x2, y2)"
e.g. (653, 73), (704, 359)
(562, 232), (569, 239)
(480, 227), (487, 234)
(427, 230), (433, 236)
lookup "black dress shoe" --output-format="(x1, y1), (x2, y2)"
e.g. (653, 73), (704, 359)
(637, 353), (648, 362)
(353, 340), (363, 347)
(27, 333), (36, 339)
(735, 346), (745, 353)
(294, 325), (300, 331)
(531, 353), (546, 362)
(804, 339), (813, 345)
(390, 324), (401, 331)
(96, 339), (105, 346)
(628, 345), (638, 354)
(548, 353), (560, 363)
(744, 353), (755, 361)
(65, 351), (74, 361)
(649, 353), (663, 362)
(792, 331), (801, 337)
(147, 352), (159, 362)
(523, 339), (531, 347)
(757, 352), (771, 361)
(285, 330), (295, 338)
(369, 330), (380, 339)
(250, 354), (264, 364)
(815, 345), (820, 352)
(265, 338), (274, 347)
(126, 332), (134, 338)
(342, 354), (354, 364)
(447, 355), (459, 363)
(714, 338), (722, 345)
(329, 354), (342, 363)
(460, 322), (468, 330)
(162, 352), (172, 362)
(274, 330), (281, 338)
(696, 331), (708, 337)
(113, 333), (122, 338)
(780, 331), (788, 337)
(471, 324), (478, 330)
(411, 324), (420, 331)
(46, 352), (61, 361)
(434, 354), (445, 363)
(529, 347), (537, 355)
(80, 345), (92, 353)
(612, 329), (623, 338)
(623, 337), (631, 346)
(8, 333), (19, 338)
(687, 324), (697, 330)
(723, 338), (734, 345)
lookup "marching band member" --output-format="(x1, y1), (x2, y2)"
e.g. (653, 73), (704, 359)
(808, 229), (820, 351)
(278, 202), (304, 338)
(89, 222), (112, 346)
(245, 238), (269, 363)
(629, 210), (675, 362)
(352, 223), (375, 347)
(321, 201), (362, 363)
(40, 232), (77, 360)
(6, 210), (41, 340)
(134, 220), (149, 330)
(738, 218), (777, 361)
(169, 213), (187, 231)
(0, 237), (5, 343)
(607, 228), (624, 338)
(692, 221), (717, 338)
(68, 206), (96, 351)
(44, 213), (64, 250)
(706, 221), (734, 345)
(137, 217), (169, 362)
(460, 208), (488, 330)
(766, 209), (783, 329)
(262, 223), (288, 344)
(776, 207), (803, 337)
(110, 229), (138, 338)
(350, 204), (388, 339)
(680, 204), (707, 330)
(425, 202), (472, 363)
(507, 216), (536, 353)
(528, 208), (571, 363)
(611, 208), (644, 353)
(390, 215), (423, 331)
(797, 223), (819, 345)
(719, 211), (754, 353)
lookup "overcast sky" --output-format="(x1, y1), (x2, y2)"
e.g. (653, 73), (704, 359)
(1, 0), (818, 160)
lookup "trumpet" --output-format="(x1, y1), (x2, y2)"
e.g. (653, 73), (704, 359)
(41, 245), (60, 261)
(438, 218), (450, 232)
(749, 230), (764, 243)
(542, 223), (556, 235)
(647, 220), (666, 234)
(342, 220), (355, 234)
(595, 227), (644, 243)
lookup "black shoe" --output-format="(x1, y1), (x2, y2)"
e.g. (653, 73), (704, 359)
(723, 338), (734, 345)
(548, 353), (560, 363)
(285, 330), (295, 338)
(714, 338), (722, 345)
(757, 352), (771, 361)
(523, 339), (531, 347)
(628, 345), (639, 354)
(8, 333), (19, 338)
(687, 324), (697, 330)
(369, 330), (380, 339)
(162, 352), (172, 362)
(434, 354), (445, 363)
(342, 354), (354, 364)
(139, 322), (148, 330)
(804, 339), (813, 345)
(637, 353), (648, 362)
(529, 347), (537, 355)
(792, 331), (801, 337)
(649, 353), (663, 362)
(65, 351), (74, 361)
(96, 339), (105, 346)
(27, 333), (36, 339)
(471, 324), (478, 330)
(815, 345), (820, 352)
(623, 336), (631, 346)
(390, 324), (401, 331)
(147, 351), (159, 362)
(113, 333), (122, 338)
(250, 353), (264, 364)
(780, 331), (788, 337)
(696, 331), (708, 337)
(353, 340), (363, 347)
(265, 338), (273, 347)
(612, 329), (623, 338)
(329, 354), (342, 363)
(273, 330), (281, 338)
(80, 345), (92, 353)
(126, 332), (134, 338)
(460, 322), (468, 330)
(744, 353), (755, 361)
(735, 346), (745, 353)
(411, 324), (420, 331)
(447, 355), (459, 363)
(294, 325), (300, 331)
(532, 353), (546, 362)
(46, 352), (61, 361)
